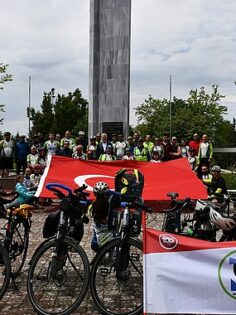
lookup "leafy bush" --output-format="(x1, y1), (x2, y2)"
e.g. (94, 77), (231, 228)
(222, 174), (236, 190)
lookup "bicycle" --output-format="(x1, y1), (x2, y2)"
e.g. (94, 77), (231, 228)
(203, 193), (236, 242)
(0, 191), (32, 283)
(161, 192), (236, 242)
(161, 192), (194, 234)
(161, 192), (218, 240)
(27, 183), (91, 315)
(90, 194), (152, 315)
(0, 243), (11, 300)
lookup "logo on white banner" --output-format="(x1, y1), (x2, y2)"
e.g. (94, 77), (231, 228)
(218, 249), (236, 299)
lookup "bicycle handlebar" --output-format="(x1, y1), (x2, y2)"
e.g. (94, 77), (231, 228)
(46, 182), (90, 198)
(107, 190), (121, 196)
(0, 191), (19, 204)
(208, 193), (230, 201)
(46, 183), (72, 196)
(45, 184), (91, 208)
(120, 200), (153, 213)
(74, 184), (90, 197)
(162, 197), (192, 213)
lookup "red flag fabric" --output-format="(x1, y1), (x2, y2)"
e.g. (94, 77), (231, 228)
(36, 155), (207, 201)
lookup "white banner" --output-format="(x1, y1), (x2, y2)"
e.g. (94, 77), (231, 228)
(144, 228), (236, 314)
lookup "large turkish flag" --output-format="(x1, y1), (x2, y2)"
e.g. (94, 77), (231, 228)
(36, 155), (207, 203)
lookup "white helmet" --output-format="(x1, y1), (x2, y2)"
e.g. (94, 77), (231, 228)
(209, 208), (236, 231)
(211, 165), (221, 172)
(93, 181), (109, 195)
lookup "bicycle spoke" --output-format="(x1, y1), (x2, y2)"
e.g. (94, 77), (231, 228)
(91, 238), (143, 315)
(27, 237), (89, 315)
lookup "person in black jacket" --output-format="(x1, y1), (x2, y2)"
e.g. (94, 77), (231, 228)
(58, 141), (73, 158)
(209, 165), (227, 203)
(96, 133), (113, 159)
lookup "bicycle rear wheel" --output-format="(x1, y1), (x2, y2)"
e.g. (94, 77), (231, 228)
(27, 236), (90, 315)
(6, 217), (29, 277)
(90, 237), (143, 315)
(0, 244), (11, 300)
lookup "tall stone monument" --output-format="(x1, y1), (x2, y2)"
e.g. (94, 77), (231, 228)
(89, 0), (131, 140)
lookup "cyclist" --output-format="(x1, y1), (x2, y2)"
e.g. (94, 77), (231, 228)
(201, 164), (212, 193)
(88, 182), (114, 252)
(209, 165), (227, 203)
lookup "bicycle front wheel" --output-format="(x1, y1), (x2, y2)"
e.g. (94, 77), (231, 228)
(6, 217), (29, 277)
(90, 237), (143, 315)
(27, 236), (90, 315)
(0, 244), (11, 300)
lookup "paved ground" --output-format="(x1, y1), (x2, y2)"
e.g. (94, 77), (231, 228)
(0, 193), (230, 315)
(0, 206), (101, 315)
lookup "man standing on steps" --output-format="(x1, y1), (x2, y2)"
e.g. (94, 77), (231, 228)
(197, 134), (213, 176)
(0, 131), (14, 178)
(15, 135), (30, 175)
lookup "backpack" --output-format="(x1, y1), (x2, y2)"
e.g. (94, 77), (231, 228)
(114, 168), (144, 201)
(42, 210), (84, 242)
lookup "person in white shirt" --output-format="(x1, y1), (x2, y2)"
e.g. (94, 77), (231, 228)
(72, 145), (87, 160)
(44, 133), (60, 161)
(150, 151), (162, 163)
(115, 134), (127, 159)
(60, 130), (75, 149)
(152, 138), (164, 160)
(180, 139), (190, 158)
(27, 146), (39, 173)
(122, 148), (134, 160)
(23, 168), (37, 190)
(0, 131), (14, 178)
(87, 136), (97, 160)
(197, 134), (213, 172)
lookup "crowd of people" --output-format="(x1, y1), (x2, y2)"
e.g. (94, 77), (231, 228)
(0, 129), (227, 203)
(0, 130), (214, 175)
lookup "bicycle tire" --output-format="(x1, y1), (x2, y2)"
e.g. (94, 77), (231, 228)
(5, 217), (29, 277)
(90, 237), (143, 315)
(27, 236), (90, 315)
(0, 243), (11, 300)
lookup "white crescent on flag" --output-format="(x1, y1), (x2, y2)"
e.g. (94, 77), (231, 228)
(74, 174), (114, 191)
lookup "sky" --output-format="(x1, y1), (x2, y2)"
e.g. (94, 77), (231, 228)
(1, 0), (236, 136)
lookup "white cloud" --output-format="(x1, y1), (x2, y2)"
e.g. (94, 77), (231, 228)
(1, 0), (236, 134)
(130, 0), (236, 124)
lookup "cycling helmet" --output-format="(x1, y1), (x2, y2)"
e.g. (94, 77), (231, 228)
(209, 208), (236, 231)
(93, 182), (109, 195)
(211, 165), (221, 172)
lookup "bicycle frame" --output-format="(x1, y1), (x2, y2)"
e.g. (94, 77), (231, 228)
(4, 209), (31, 250)
(162, 198), (191, 234)
(35, 183), (91, 275)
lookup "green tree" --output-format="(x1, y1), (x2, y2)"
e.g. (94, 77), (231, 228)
(135, 85), (235, 145)
(30, 88), (88, 137)
(0, 63), (12, 125)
